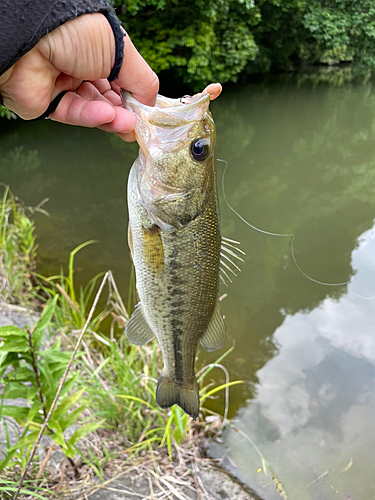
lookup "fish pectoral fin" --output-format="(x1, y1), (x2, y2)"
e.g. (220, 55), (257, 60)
(200, 299), (226, 352)
(142, 224), (164, 272)
(156, 375), (200, 419)
(125, 302), (155, 345)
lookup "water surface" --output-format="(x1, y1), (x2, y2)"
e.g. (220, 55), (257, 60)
(1, 70), (375, 499)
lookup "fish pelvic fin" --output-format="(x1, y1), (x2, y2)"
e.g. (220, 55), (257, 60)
(200, 298), (226, 352)
(125, 302), (155, 345)
(156, 375), (200, 419)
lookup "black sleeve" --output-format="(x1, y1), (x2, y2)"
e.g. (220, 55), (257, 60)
(0, 0), (124, 79)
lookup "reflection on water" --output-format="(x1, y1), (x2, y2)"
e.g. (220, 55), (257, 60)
(0, 121), (138, 289)
(210, 225), (375, 499)
(208, 75), (375, 499)
(1, 70), (375, 498)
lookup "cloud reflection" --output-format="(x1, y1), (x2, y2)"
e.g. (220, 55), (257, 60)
(219, 222), (375, 499)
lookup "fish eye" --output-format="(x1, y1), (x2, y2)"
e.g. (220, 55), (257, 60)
(190, 139), (209, 161)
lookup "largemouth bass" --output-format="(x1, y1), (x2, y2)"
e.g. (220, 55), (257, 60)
(123, 86), (226, 419)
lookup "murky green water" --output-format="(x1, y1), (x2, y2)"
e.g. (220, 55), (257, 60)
(2, 70), (375, 499)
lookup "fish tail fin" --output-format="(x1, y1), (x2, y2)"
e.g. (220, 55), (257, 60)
(156, 375), (200, 419)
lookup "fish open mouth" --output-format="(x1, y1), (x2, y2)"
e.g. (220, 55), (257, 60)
(122, 91), (210, 128)
(155, 93), (208, 109)
(122, 84), (221, 125)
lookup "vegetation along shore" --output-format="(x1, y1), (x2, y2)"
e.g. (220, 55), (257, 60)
(114, 0), (374, 90)
(0, 188), (281, 498)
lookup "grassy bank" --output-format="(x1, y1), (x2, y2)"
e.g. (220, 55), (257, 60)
(0, 187), (246, 499)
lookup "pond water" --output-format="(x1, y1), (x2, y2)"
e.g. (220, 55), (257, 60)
(1, 70), (375, 499)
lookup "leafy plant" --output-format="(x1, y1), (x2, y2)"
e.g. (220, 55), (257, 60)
(0, 297), (102, 473)
(83, 332), (243, 461)
(113, 0), (261, 90)
(108, 0), (375, 90)
(0, 186), (40, 305)
(0, 191), (246, 496)
(0, 479), (50, 499)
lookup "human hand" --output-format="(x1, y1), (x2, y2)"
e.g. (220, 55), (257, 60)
(0, 13), (159, 141)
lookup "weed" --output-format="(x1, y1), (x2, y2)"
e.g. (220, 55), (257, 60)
(0, 186), (45, 306)
(0, 296), (102, 477)
(0, 187), (284, 500)
(0, 479), (50, 499)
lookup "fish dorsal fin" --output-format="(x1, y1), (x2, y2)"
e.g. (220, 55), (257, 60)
(125, 302), (155, 345)
(220, 236), (245, 286)
(200, 298), (226, 352)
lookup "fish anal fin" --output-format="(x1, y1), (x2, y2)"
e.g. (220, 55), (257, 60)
(142, 224), (164, 272)
(156, 375), (199, 419)
(200, 299), (226, 352)
(125, 302), (155, 345)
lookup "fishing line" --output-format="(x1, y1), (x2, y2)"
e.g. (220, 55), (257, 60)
(217, 158), (355, 288)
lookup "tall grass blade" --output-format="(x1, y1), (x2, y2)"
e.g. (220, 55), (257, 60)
(68, 240), (98, 302)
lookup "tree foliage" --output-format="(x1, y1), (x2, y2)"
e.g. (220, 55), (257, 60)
(114, 0), (261, 89)
(301, 0), (375, 68)
(112, 0), (375, 90)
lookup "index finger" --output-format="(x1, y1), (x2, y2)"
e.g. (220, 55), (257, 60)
(115, 32), (159, 107)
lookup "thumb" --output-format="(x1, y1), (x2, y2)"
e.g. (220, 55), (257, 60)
(115, 32), (159, 107)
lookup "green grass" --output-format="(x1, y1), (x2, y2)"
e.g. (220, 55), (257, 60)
(0, 185), (287, 500)
(0, 186), (46, 306)
(40, 246), (242, 461)
(0, 185), (247, 499)
(0, 479), (52, 499)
